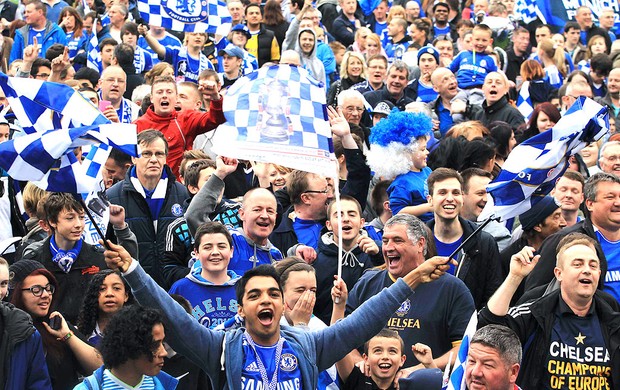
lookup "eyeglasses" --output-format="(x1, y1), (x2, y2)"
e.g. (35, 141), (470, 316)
(22, 283), (55, 297)
(35, 73), (50, 78)
(604, 154), (620, 163)
(304, 188), (329, 194)
(140, 151), (167, 159)
(343, 106), (365, 114)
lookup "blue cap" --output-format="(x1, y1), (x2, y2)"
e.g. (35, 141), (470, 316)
(417, 45), (440, 64)
(219, 44), (244, 59)
(231, 24), (251, 38)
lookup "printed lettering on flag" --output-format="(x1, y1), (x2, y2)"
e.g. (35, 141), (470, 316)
(212, 64), (337, 178)
(138, 0), (232, 35)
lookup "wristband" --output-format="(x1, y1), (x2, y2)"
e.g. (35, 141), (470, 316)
(60, 331), (73, 342)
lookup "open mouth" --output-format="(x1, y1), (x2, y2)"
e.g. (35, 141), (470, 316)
(378, 363), (392, 371)
(579, 278), (592, 285)
(387, 254), (401, 268)
(489, 90), (498, 97)
(443, 204), (456, 211)
(160, 101), (170, 108)
(257, 309), (274, 326)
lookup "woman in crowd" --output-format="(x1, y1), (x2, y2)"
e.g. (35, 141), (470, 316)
(9, 260), (102, 390)
(327, 51), (367, 107)
(578, 35), (609, 74)
(364, 33), (386, 60)
(516, 102), (561, 143)
(519, 59), (557, 105)
(263, 0), (289, 48)
(76, 269), (134, 347)
(537, 39), (567, 89)
(489, 121), (517, 168)
(58, 7), (87, 66)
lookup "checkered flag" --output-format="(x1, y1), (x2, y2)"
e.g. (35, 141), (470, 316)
(479, 97), (609, 222)
(514, 0), (538, 24)
(212, 64), (336, 177)
(0, 73), (109, 134)
(87, 31), (101, 72)
(0, 123), (137, 193)
(517, 81), (533, 120)
(138, 0), (232, 35)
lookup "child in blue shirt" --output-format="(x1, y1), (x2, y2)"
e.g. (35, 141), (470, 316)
(450, 24), (497, 105)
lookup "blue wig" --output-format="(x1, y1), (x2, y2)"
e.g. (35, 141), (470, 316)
(369, 111), (433, 147)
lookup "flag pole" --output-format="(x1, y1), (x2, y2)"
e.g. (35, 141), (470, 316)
(448, 215), (498, 264)
(72, 193), (111, 250)
(334, 176), (343, 304)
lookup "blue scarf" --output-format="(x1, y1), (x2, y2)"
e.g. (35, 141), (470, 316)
(130, 166), (168, 223)
(49, 235), (83, 273)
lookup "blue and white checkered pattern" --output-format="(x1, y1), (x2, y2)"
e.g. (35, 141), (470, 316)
(446, 312), (477, 390)
(0, 123), (137, 193)
(87, 31), (101, 72)
(479, 97), (609, 223)
(212, 64), (336, 177)
(138, 0), (232, 35)
(517, 81), (533, 120)
(0, 74), (110, 134)
(514, 0), (538, 24)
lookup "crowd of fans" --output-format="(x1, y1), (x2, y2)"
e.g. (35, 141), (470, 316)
(0, 0), (620, 389)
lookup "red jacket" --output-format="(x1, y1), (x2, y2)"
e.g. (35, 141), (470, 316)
(134, 100), (225, 178)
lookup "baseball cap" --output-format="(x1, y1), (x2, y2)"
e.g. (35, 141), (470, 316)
(218, 44), (244, 59)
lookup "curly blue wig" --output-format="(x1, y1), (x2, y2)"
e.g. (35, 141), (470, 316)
(369, 111), (433, 147)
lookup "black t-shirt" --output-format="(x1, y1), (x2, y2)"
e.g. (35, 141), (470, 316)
(343, 366), (396, 390)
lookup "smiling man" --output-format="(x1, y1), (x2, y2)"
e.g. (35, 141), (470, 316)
(479, 234), (620, 389)
(364, 60), (414, 111)
(102, 223), (456, 389)
(426, 168), (502, 310)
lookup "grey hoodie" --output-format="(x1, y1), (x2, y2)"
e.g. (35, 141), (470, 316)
(295, 28), (326, 85)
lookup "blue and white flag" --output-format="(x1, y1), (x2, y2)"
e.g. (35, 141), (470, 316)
(479, 97), (608, 222)
(359, 0), (381, 16)
(514, 0), (620, 33)
(138, 0), (232, 35)
(0, 123), (137, 193)
(87, 31), (101, 72)
(516, 81), (533, 120)
(446, 312), (477, 390)
(0, 74), (109, 135)
(514, 0), (538, 24)
(212, 64), (337, 178)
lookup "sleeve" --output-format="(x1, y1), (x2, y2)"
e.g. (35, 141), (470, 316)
(282, 18), (300, 51)
(319, 44), (336, 75)
(448, 52), (461, 74)
(185, 174), (225, 235)
(143, 51), (153, 73)
(10, 32), (23, 64)
(487, 55), (498, 72)
(113, 224), (139, 260)
(341, 148), (371, 211)
(162, 220), (192, 288)
(331, 18), (355, 47)
(164, 46), (180, 65)
(524, 233), (562, 290)
(478, 302), (536, 345)
(326, 82), (339, 107)
(480, 236), (502, 309)
(13, 330), (53, 390)
(123, 262), (225, 379)
(446, 282), (475, 343)
(185, 99), (226, 137)
(388, 181), (413, 215)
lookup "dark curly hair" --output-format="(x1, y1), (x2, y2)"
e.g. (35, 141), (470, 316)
(100, 305), (163, 369)
(76, 269), (134, 338)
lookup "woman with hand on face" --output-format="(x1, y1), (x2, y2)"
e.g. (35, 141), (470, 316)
(9, 260), (102, 390)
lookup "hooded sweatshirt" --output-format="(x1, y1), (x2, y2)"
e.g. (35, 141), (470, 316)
(169, 262), (241, 329)
(228, 228), (284, 275)
(312, 231), (380, 324)
(295, 28), (326, 85)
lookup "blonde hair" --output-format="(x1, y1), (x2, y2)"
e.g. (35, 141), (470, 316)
(22, 182), (48, 218)
(387, 5), (406, 22)
(446, 120), (490, 140)
(340, 51), (368, 80)
(539, 39), (567, 77)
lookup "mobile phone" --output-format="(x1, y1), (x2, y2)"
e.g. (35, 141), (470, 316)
(49, 316), (61, 330)
(99, 99), (112, 111)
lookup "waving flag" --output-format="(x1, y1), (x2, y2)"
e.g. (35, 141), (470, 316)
(479, 97), (608, 222)
(0, 123), (137, 193)
(138, 0), (231, 35)
(0, 74), (109, 134)
(516, 81), (533, 120)
(87, 31), (101, 72)
(212, 64), (336, 178)
(446, 312), (477, 390)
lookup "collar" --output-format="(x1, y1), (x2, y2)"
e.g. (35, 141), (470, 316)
(558, 293), (595, 316)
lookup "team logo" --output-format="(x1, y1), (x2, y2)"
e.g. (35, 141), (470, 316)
(280, 353), (298, 371)
(171, 203), (183, 216)
(245, 361), (260, 372)
(480, 60), (487, 67)
(395, 299), (411, 317)
(162, 0), (209, 23)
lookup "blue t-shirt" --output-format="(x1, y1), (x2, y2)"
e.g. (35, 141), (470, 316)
(597, 230), (620, 301)
(374, 21), (387, 36)
(138, 33), (182, 65)
(449, 50), (497, 89)
(387, 168), (433, 222)
(542, 299), (611, 389)
(169, 278), (238, 329)
(437, 100), (453, 136)
(133, 45), (153, 74)
(433, 25), (451, 37)
(416, 82), (438, 103)
(28, 27), (45, 56)
(292, 218), (323, 250)
(434, 236), (463, 275)
(165, 46), (215, 84)
(241, 336), (303, 390)
(543, 65), (563, 89)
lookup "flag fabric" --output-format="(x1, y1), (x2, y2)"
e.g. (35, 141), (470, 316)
(87, 31), (101, 72)
(0, 74), (109, 135)
(446, 312), (477, 390)
(138, 0), (232, 35)
(359, 0), (381, 16)
(0, 123), (137, 193)
(516, 81), (533, 120)
(479, 97), (608, 222)
(514, 0), (538, 24)
(212, 64), (336, 178)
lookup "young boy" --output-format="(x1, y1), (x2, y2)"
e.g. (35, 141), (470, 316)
(21, 193), (136, 323)
(449, 23), (497, 105)
(168, 222), (240, 329)
(312, 195), (381, 324)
